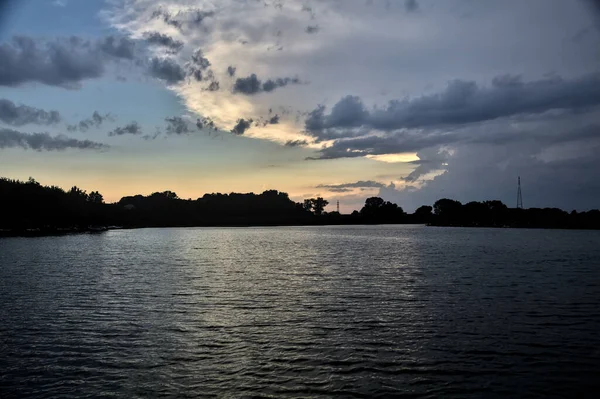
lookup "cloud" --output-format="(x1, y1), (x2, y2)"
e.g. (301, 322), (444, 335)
(404, 0), (419, 12)
(262, 77), (301, 92)
(402, 148), (450, 182)
(285, 139), (308, 147)
(233, 73), (301, 95)
(232, 74), (262, 95)
(0, 128), (108, 151)
(98, 36), (136, 59)
(186, 48), (212, 81)
(317, 180), (388, 193)
(165, 117), (189, 134)
(148, 57), (186, 84)
(144, 32), (184, 52)
(231, 118), (252, 135)
(195, 116), (218, 131)
(51, 0), (67, 7)
(305, 25), (319, 34)
(150, 7), (215, 31)
(0, 99), (61, 126)
(0, 34), (204, 88)
(67, 111), (113, 132)
(206, 80), (220, 91)
(108, 122), (142, 136)
(0, 36), (106, 87)
(306, 73), (600, 140)
(165, 116), (195, 135)
(147, 115), (218, 138)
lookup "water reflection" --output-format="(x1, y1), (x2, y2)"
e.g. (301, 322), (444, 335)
(1, 226), (600, 397)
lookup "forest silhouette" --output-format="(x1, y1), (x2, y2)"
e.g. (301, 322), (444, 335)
(1, 177), (599, 236)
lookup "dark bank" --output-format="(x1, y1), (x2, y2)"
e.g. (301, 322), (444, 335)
(2, 176), (600, 237)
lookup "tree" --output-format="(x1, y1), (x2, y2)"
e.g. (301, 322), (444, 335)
(364, 197), (385, 210)
(302, 198), (329, 215)
(88, 191), (104, 204)
(303, 199), (313, 213)
(311, 197), (329, 216)
(68, 186), (88, 201)
(414, 205), (433, 223)
(360, 197), (405, 222)
(433, 198), (462, 216)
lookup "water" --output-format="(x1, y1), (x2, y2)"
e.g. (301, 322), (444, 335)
(1, 226), (600, 398)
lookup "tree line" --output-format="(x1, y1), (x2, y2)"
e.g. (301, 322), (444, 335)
(1, 177), (599, 236)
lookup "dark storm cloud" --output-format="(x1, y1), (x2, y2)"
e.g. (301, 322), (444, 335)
(144, 31), (184, 52)
(151, 8), (183, 29)
(255, 114), (281, 127)
(0, 36), (105, 87)
(307, 130), (460, 160)
(316, 180), (387, 193)
(231, 118), (253, 135)
(301, 4), (316, 19)
(285, 139), (308, 147)
(262, 77), (301, 92)
(233, 74), (301, 95)
(0, 128), (108, 151)
(309, 119), (600, 162)
(67, 111), (113, 132)
(98, 36), (136, 59)
(305, 73), (600, 139)
(233, 74), (262, 94)
(404, 0), (419, 12)
(206, 80), (220, 91)
(108, 122), (142, 136)
(148, 57), (186, 84)
(0, 34), (147, 88)
(227, 65), (236, 77)
(187, 48), (211, 81)
(196, 116), (217, 131)
(0, 99), (61, 126)
(402, 148), (450, 182)
(165, 116), (193, 135)
(151, 8), (214, 30)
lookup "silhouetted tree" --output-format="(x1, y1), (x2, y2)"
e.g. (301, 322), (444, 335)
(2, 176), (600, 234)
(360, 197), (405, 222)
(68, 186), (88, 201)
(303, 199), (313, 213)
(88, 191), (104, 204)
(414, 205), (433, 223)
(311, 197), (329, 216)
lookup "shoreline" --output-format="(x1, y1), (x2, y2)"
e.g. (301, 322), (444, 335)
(4, 222), (600, 238)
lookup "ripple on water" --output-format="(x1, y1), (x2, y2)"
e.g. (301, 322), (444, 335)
(1, 226), (600, 398)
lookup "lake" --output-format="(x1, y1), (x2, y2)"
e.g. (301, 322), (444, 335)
(1, 225), (600, 398)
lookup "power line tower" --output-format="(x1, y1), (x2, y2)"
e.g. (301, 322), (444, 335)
(337, 200), (340, 214)
(517, 176), (523, 209)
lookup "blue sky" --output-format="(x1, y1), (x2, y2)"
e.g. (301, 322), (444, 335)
(1, 0), (600, 211)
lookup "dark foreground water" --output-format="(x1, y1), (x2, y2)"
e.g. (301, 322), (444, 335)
(1, 226), (600, 398)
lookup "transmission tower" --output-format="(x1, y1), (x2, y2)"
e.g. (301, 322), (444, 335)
(517, 176), (523, 209)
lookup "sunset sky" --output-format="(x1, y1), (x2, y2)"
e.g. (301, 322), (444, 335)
(1, 0), (599, 212)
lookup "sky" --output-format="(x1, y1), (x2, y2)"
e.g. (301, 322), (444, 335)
(1, 0), (599, 212)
